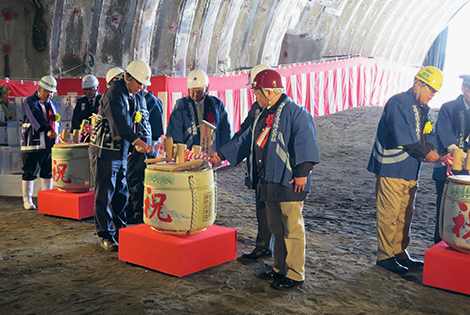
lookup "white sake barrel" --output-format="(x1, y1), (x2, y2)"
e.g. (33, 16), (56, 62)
(143, 164), (216, 235)
(440, 175), (470, 253)
(51, 143), (93, 193)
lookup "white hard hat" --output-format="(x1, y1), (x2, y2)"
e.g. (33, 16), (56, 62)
(187, 69), (209, 89)
(82, 74), (99, 89)
(38, 75), (57, 92)
(248, 64), (270, 86)
(106, 67), (124, 84)
(125, 60), (152, 86)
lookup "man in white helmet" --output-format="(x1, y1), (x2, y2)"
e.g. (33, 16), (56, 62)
(71, 74), (102, 132)
(20, 75), (60, 210)
(126, 84), (164, 224)
(106, 67), (124, 87)
(221, 64), (274, 260)
(166, 69), (231, 151)
(89, 60), (151, 251)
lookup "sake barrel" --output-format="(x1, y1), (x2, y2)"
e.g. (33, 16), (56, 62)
(143, 162), (216, 235)
(51, 143), (93, 193)
(440, 175), (470, 253)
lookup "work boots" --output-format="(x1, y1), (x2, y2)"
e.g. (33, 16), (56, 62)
(22, 180), (36, 210)
(41, 178), (53, 190)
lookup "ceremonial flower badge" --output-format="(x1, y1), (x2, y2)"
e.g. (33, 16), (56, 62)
(134, 111), (142, 123)
(423, 121), (433, 135)
(265, 114), (274, 128)
(54, 114), (61, 121)
(206, 111), (215, 124)
(256, 114), (275, 148)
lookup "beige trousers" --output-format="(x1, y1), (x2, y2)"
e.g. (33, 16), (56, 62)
(266, 201), (306, 282)
(375, 175), (417, 261)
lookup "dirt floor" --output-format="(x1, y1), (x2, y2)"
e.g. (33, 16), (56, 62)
(1, 106), (470, 314)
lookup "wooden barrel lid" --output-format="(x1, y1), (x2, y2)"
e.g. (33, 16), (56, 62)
(147, 159), (209, 172)
(53, 143), (89, 148)
(447, 175), (470, 185)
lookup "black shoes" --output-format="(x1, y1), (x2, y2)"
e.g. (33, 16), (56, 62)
(127, 213), (144, 225)
(100, 238), (119, 252)
(255, 270), (282, 280)
(396, 258), (424, 269)
(270, 277), (304, 290)
(376, 257), (409, 274)
(255, 270), (304, 290)
(242, 248), (272, 259)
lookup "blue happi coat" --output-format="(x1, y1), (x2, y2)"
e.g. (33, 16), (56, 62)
(367, 88), (436, 181)
(432, 95), (470, 181)
(219, 96), (320, 191)
(89, 80), (140, 160)
(134, 91), (152, 146)
(144, 91), (164, 141)
(21, 91), (60, 153)
(166, 95), (231, 150)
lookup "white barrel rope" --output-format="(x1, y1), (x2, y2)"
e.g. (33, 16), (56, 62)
(188, 175), (199, 233)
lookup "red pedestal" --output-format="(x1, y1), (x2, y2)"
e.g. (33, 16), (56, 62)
(423, 241), (470, 295)
(118, 224), (237, 277)
(38, 189), (94, 220)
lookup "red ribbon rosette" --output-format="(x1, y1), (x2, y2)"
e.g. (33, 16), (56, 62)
(256, 114), (275, 148)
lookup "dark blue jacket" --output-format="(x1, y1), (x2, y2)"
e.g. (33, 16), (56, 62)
(166, 94), (231, 150)
(21, 91), (60, 153)
(89, 80), (140, 160)
(432, 95), (470, 181)
(71, 93), (102, 130)
(220, 95), (320, 192)
(145, 91), (164, 141)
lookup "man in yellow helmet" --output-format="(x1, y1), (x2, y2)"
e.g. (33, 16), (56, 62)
(367, 66), (442, 274)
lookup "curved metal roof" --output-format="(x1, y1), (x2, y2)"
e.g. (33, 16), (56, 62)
(1, 0), (469, 78)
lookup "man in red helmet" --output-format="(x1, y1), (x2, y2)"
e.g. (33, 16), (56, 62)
(209, 69), (320, 290)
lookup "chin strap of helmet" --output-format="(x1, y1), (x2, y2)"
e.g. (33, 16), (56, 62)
(125, 73), (134, 96)
(414, 80), (423, 105)
(261, 88), (281, 109)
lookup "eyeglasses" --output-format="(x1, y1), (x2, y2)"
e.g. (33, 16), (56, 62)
(424, 83), (437, 94)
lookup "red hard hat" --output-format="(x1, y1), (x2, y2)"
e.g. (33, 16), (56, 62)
(252, 69), (284, 89)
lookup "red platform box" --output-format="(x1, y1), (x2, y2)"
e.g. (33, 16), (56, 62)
(38, 188), (94, 220)
(118, 224), (237, 277)
(423, 241), (470, 295)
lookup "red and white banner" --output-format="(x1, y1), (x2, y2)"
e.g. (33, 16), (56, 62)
(160, 57), (416, 134)
(1, 57), (417, 135)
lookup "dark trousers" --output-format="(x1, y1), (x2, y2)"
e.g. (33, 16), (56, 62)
(126, 151), (147, 218)
(255, 199), (273, 251)
(22, 151), (52, 180)
(434, 180), (446, 244)
(92, 155), (128, 241)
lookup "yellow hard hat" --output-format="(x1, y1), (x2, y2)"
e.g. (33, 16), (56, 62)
(415, 66), (443, 92)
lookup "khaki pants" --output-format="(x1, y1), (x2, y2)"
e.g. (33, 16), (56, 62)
(375, 175), (417, 261)
(266, 201), (306, 282)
